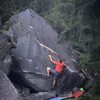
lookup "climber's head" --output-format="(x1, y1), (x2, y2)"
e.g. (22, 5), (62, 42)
(58, 59), (63, 63)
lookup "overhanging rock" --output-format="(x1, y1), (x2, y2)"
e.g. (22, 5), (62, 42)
(7, 9), (87, 92)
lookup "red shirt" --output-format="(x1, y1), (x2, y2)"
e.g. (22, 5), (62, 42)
(73, 91), (84, 99)
(52, 60), (65, 73)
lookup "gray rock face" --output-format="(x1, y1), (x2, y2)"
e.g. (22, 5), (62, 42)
(7, 9), (87, 92)
(32, 92), (56, 100)
(23, 92), (56, 100)
(0, 16), (1, 27)
(0, 70), (21, 100)
(0, 33), (12, 75)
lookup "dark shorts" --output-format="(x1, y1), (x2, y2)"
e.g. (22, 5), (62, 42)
(50, 68), (59, 80)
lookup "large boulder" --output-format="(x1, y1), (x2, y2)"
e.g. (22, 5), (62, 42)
(0, 70), (21, 100)
(7, 9), (87, 93)
(8, 9), (77, 72)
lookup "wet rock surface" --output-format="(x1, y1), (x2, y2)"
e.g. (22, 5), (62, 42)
(0, 70), (21, 100)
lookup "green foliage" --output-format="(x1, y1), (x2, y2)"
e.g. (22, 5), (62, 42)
(79, 93), (92, 100)
(44, 0), (71, 33)
(0, 0), (53, 24)
(79, 53), (91, 68)
(93, 80), (100, 94)
(79, 93), (100, 100)
(91, 97), (100, 100)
